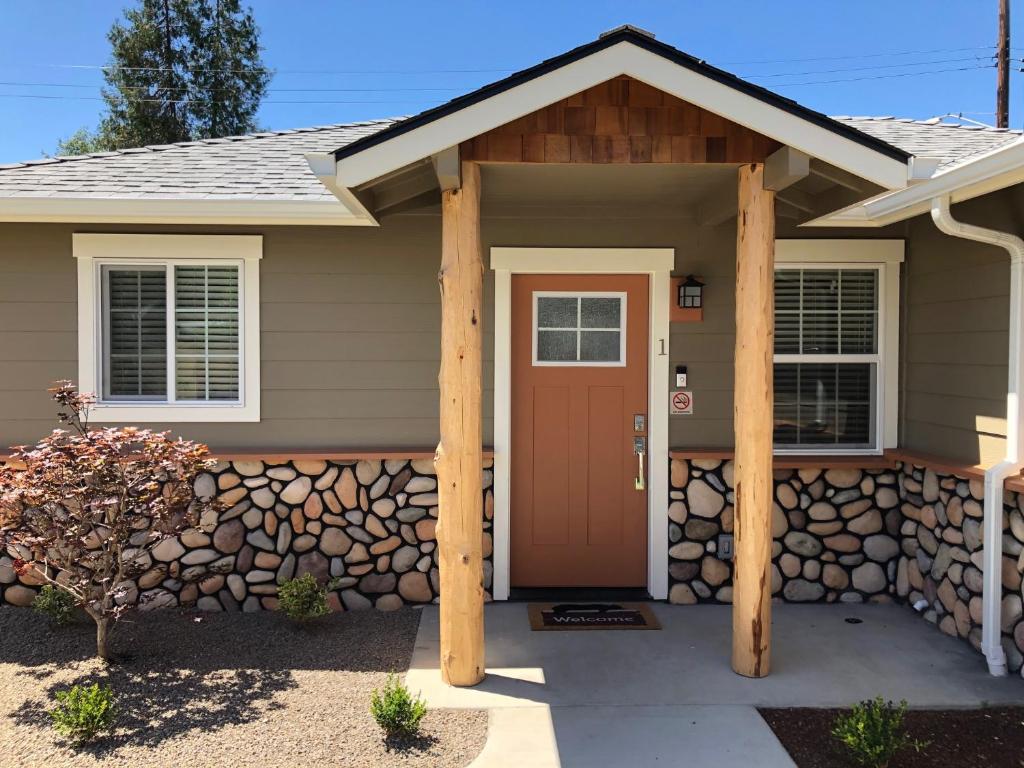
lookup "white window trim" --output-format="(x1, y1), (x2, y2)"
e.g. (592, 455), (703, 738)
(531, 291), (628, 367)
(774, 239), (903, 455)
(74, 233), (262, 422)
(490, 247), (673, 602)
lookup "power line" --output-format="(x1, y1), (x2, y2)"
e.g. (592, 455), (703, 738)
(0, 81), (468, 93)
(765, 64), (995, 88)
(740, 55), (994, 80)
(719, 44), (995, 66)
(0, 92), (443, 105)
(5, 44), (999, 76)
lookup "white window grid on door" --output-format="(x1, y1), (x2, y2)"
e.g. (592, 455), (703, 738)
(531, 291), (627, 367)
(96, 257), (245, 406)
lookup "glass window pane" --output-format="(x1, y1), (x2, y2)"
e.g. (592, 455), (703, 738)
(840, 312), (877, 354)
(774, 313), (800, 354)
(801, 313), (838, 354)
(774, 362), (875, 448)
(174, 265), (240, 402)
(580, 331), (621, 362)
(103, 268), (167, 399)
(774, 270), (801, 313)
(840, 270), (878, 313)
(537, 330), (577, 361)
(801, 270), (839, 313)
(537, 297), (577, 328)
(580, 297), (621, 329)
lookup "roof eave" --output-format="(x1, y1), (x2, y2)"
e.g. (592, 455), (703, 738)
(0, 195), (379, 226)
(805, 138), (1024, 228)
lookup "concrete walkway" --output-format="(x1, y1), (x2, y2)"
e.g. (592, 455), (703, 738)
(407, 602), (1024, 767)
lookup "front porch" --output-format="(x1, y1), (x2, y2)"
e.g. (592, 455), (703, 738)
(407, 602), (1024, 766)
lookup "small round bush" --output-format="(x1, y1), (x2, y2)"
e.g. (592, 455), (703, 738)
(277, 573), (330, 621)
(370, 674), (427, 737)
(50, 683), (118, 743)
(832, 697), (927, 767)
(33, 585), (77, 626)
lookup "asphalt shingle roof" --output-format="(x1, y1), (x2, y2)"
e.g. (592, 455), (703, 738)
(0, 115), (1018, 201)
(0, 119), (399, 201)
(832, 116), (1021, 169)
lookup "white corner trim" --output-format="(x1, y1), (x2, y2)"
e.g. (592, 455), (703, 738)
(74, 233), (262, 423)
(490, 246), (673, 601)
(775, 238), (903, 452)
(334, 41), (908, 190)
(0, 196), (377, 226)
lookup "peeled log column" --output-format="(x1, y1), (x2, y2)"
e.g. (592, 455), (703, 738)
(732, 163), (775, 678)
(435, 160), (485, 686)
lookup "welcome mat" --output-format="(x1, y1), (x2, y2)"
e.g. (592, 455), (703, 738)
(527, 602), (661, 631)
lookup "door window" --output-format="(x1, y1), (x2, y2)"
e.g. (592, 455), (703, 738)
(533, 292), (626, 366)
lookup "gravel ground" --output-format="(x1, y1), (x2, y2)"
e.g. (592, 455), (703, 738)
(0, 605), (487, 767)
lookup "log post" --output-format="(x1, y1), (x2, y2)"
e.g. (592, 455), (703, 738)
(435, 159), (485, 686)
(732, 163), (775, 678)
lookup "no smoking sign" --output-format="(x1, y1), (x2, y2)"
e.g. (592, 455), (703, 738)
(670, 390), (693, 415)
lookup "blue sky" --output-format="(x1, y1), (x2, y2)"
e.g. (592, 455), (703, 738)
(0, 1), (1018, 163)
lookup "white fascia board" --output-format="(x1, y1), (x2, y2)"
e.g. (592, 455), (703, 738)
(0, 195), (378, 226)
(807, 138), (1024, 228)
(335, 41), (909, 190)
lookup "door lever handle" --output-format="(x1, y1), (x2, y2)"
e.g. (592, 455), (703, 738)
(633, 437), (646, 491)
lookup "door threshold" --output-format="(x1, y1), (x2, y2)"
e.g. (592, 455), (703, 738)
(508, 587), (653, 603)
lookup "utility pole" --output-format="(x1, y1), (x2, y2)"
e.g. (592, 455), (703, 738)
(998, 0), (1010, 129)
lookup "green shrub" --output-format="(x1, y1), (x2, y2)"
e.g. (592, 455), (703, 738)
(33, 585), (77, 626)
(277, 573), (330, 621)
(832, 698), (927, 768)
(370, 674), (427, 737)
(50, 683), (118, 743)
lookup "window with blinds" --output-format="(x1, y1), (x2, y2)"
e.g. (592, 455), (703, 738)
(773, 268), (880, 450)
(101, 263), (241, 403)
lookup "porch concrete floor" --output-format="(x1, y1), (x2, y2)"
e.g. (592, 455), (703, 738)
(407, 602), (1024, 767)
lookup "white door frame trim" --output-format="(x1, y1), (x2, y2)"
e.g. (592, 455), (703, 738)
(490, 247), (674, 600)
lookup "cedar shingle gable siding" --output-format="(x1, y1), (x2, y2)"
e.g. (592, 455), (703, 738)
(460, 77), (781, 165)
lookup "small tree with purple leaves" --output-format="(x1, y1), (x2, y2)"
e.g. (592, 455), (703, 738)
(0, 382), (216, 661)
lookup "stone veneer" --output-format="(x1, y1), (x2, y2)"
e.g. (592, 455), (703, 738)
(667, 458), (902, 605)
(1, 457), (494, 613)
(894, 461), (1024, 674)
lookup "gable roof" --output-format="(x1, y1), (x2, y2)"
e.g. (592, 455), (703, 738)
(335, 27), (908, 167)
(328, 26), (912, 190)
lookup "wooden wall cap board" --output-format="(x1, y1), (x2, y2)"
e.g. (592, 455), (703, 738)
(0, 449), (496, 463)
(461, 77), (780, 165)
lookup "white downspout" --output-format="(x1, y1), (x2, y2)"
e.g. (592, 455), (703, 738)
(931, 196), (1024, 677)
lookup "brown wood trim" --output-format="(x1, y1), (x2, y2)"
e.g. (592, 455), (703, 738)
(886, 449), (990, 481)
(1, 448), (495, 463)
(667, 447), (1008, 481)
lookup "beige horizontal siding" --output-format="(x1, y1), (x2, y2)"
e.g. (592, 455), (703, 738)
(900, 188), (1022, 463)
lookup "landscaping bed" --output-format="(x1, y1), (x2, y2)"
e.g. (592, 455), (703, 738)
(0, 605), (487, 767)
(761, 706), (1024, 767)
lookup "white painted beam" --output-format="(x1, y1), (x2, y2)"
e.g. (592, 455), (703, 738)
(764, 147), (809, 192)
(432, 145), (462, 191)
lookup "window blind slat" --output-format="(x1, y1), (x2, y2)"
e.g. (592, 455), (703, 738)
(174, 265), (240, 401)
(103, 268), (167, 398)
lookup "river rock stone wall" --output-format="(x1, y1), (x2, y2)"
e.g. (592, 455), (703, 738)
(894, 461), (1024, 674)
(667, 458), (903, 605)
(1, 457), (494, 612)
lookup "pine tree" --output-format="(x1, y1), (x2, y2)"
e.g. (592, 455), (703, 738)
(186, 0), (270, 139)
(71, 0), (269, 152)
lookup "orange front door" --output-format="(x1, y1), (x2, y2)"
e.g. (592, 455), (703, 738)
(510, 274), (649, 588)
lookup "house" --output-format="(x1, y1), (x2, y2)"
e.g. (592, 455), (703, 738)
(2, 25), (1023, 685)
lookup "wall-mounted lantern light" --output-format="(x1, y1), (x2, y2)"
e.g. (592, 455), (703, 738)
(678, 275), (704, 309)
(671, 275), (705, 323)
